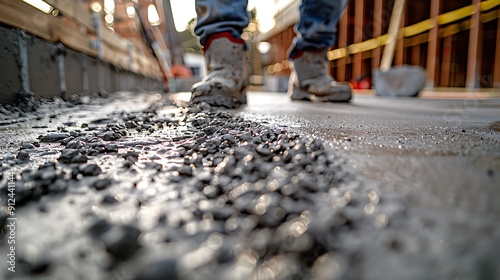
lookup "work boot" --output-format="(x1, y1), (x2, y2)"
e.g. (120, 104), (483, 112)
(190, 34), (248, 108)
(289, 49), (351, 102)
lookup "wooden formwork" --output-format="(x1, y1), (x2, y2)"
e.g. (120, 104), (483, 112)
(0, 0), (165, 81)
(0, 0), (174, 103)
(261, 0), (500, 89)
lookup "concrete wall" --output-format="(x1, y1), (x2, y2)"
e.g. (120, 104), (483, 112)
(65, 50), (85, 96)
(27, 36), (60, 99)
(0, 25), (22, 104)
(0, 24), (163, 105)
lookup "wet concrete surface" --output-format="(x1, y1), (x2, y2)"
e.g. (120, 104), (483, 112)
(242, 92), (500, 211)
(0, 91), (499, 279)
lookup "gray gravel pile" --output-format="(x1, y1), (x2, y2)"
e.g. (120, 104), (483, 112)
(1, 97), (499, 280)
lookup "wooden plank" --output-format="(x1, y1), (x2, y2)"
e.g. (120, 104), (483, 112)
(403, 19), (434, 37)
(426, 0), (441, 87)
(400, 1), (500, 37)
(353, 0), (364, 79)
(337, 4), (349, 82)
(403, 33), (427, 48)
(481, 0), (500, 12)
(439, 19), (471, 38)
(52, 20), (98, 56)
(411, 44), (420, 66)
(372, 0), (383, 70)
(395, 3), (406, 66)
(362, 51), (373, 59)
(328, 48), (347, 60)
(0, 0), (52, 41)
(0, 0), (169, 80)
(440, 35), (453, 87)
(101, 27), (130, 53)
(151, 26), (173, 78)
(380, 0), (405, 70)
(494, 11), (500, 88)
(103, 47), (122, 68)
(438, 5), (473, 26)
(466, 0), (482, 89)
(45, 0), (95, 32)
(349, 37), (382, 54)
(481, 9), (500, 22)
(327, 1), (500, 65)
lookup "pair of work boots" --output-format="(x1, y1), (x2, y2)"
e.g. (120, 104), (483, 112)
(191, 36), (351, 108)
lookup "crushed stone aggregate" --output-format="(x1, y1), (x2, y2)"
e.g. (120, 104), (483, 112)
(0, 93), (499, 280)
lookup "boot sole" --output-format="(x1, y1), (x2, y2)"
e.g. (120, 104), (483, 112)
(289, 88), (352, 102)
(191, 91), (247, 109)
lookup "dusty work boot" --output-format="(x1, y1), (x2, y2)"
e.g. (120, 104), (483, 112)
(289, 49), (352, 102)
(190, 34), (248, 108)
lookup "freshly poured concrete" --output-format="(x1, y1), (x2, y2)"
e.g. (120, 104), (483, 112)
(242, 92), (500, 213)
(0, 91), (498, 279)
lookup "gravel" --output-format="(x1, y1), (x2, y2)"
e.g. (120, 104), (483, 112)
(0, 95), (498, 280)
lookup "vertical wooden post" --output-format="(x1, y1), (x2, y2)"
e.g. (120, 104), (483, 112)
(426, 0), (441, 87)
(466, 0), (482, 89)
(372, 0), (383, 70)
(395, 3), (406, 65)
(411, 44), (421, 66)
(493, 10), (500, 88)
(440, 35), (453, 87)
(337, 5), (349, 82)
(285, 27), (293, 76)
(380, 0), (405, 71)
(353, 0), (364, 79)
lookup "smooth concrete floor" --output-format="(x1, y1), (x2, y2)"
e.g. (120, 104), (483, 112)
(238, 91), (500, 215)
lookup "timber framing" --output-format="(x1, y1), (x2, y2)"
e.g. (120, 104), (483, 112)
(0, 0), (161, 79)
(262, 0), (500, 89)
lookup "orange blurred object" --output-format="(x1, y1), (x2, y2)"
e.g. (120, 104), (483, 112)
(351, 74), (372, 89)
(171, 64), (192, 78)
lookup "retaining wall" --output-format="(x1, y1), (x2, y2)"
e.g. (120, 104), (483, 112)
(0, 25), (163, 105)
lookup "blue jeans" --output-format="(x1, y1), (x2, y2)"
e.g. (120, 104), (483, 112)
(194, 0), (348, 58)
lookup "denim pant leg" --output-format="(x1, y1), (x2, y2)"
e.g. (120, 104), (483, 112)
(194, 0), (249, 47)
(289, 0), (348, 58)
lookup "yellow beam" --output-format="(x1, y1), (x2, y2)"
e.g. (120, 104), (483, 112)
(438, 5), (473, 26)
(404, 19), (435, 37)
(327, 0), (500, 61)
(481, 0), (500, 11)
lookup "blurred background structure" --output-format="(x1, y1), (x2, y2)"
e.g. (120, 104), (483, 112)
(257, 0), (500, 91)
(0, 0), (174, 104)
(0, 0), (499, 104)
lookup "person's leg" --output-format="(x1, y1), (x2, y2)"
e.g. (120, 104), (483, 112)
(194, 0), (249, 47)
(289, 0), (348, 58)
(288, 0), (352, 102)
(191, 0), (249, 108)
